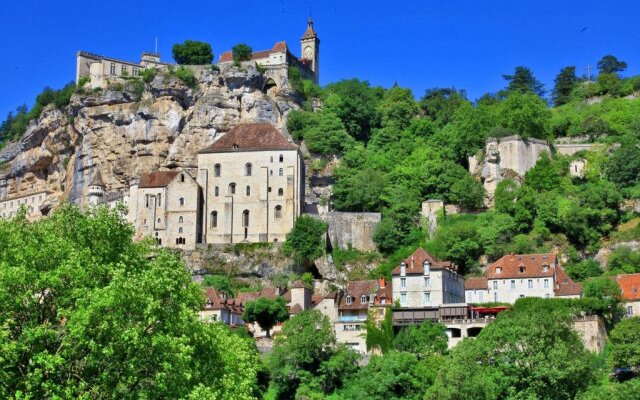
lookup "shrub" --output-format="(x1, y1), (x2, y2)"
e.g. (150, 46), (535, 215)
(172, 40), (213, 65)
(175, 66), (198, 89)
(232, 43), (252, 65)
(141, 68), (157, 83)
(288, 67), (304, 94)
(255, 63), (266, 74)
(128, 80), (145, 101)
(210, 64), (220, 72)
(77, 76), (90, 88)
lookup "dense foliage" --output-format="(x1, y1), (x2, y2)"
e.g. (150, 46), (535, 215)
(0, 205), (260, 399)
(232, 43), (253, 64)
(242, 297), (289, 338)
(282, 215), (328, 265)
(171, 40), (214, 65)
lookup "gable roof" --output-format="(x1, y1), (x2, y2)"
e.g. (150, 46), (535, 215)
(138, 171), (181, 188)
(391, 247), (457, 275)
(554, 266), (582, 297)
(465, 277), (488, 290)
(199, 123), (298, 153)
(218, 41), (289, 63)
(485, 253), (557, 279)
(612, 273), (640, 301)
(338, 280), (378, 310)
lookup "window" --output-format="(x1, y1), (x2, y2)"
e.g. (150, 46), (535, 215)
(179, 197), (185, 206)
(423, 261), (430, 274)
(544, 279), (549, 289)
(400, 293), (407, 306)
(424, 277), (430, 288)
(214, 164), (221, 177)
(510, 280), (515, 290)
(492, 281), (498, 289)
(157, 193), (162, 207)
(180, 174), (185, 182)
(229, 183), (236, 195)
(245, 163), (252, 176)
(400, 278), (406, 288)
(132, 67), (139, 76)
(360, 295), (367, 304)
(270, 156), (273, 163)
(210, 211), (218, 228)
(242, 210), (249, 227)
(157, 218), (161, 224)
(627, 306), (634, 316)
(110, 62), (116, 74)
(278, 188), (283, 196)
(121, 65), (128, 75)
(543, 265), (549, 272)
(400, 262), (406, 276)
(246, 185), (251, 196)
(424, 292), (431, 305)
(270, 170), (273, 176)
(178, 227), (183, 233)
(145, 195), (150, 208)
(519, 266), (526, 273)
(494, 292), (498, 302)
(496, 267), (502, 274)
(519, 294), (525, 298)
(479, 291), (484, 302)
(178, 216), (183, 223)
(346, 296), (353, 305)
(279, 168), (283, 176)
(214, 186), (219, 196)
(279, 154), (283, 162)
(528, 279), (533, 289)
(274, 205), (282, 219)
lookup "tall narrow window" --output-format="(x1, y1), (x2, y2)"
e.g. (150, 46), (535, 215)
(178, 216), (184, 223)
(242, 210), (250, 227)
(132, 67), (139, 76)
(528, 279), (533, 289)
(401, 278), (406, 288)
(424, 292), (431, 305)
(279, 168), (283, 176)
(245, 163), (252, 176)
(246, 185), (251, 196)
(121, 65), (128, 75)
(279, 154), (283, 162)
(274, 205), (282, 219)
(178, 227), (183, 233)
(214, 164), (221, 177)
(270, 156), (273, 163)
(214, 186), (219, 196)
(179, 197), (185, 206)
(400, 293), (407, 306)
(180, 174), (185, 182)
(278, 188), (283, 196)
(229, 183), (236, 195)
(544, 279), (549, 288)
(110, 62), (116, 74)
(211, 211), (218, 228)
(157, 193), (162, 207)
(424, 261), (430, 274)
(510, 280), (516, 290)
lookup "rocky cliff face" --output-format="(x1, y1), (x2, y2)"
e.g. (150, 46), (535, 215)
(0, 65), (302, 205)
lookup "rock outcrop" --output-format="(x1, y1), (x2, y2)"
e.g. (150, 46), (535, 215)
(0, 66), (301, 205)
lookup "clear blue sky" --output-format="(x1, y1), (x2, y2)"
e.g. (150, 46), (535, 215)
(1, 0), (639, 117)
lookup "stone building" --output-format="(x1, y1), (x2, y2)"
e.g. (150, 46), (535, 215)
(197, 123), (303, 244)
(0, 190), (51, 220)
(133, 170), (201, 249)
(199, 287), (245, 326)
(392, 248), (465, 308)
(76, 50), (169, 89)
(218, 17), (320, 88)
(569, 158), (587, 178)
(465, 253), (582, 304)
(611, 273), (640, 317)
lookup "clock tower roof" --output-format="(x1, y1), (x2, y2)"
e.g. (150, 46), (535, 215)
(301, 17), (317, 40)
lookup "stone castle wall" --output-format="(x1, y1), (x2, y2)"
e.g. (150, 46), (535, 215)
(316, 212), (381, 252)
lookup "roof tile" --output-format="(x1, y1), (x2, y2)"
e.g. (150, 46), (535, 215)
(199, 123), (297, 153)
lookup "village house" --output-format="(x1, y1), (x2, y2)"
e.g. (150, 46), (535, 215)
(611, 273), (640, 317)
(196, 123), (303, 244)
(465, 253), (582, 304)
(392, 248), (465, 308)
(133, 170), (201, 249)
(199, 287), (245, 326)
(0, 190), (51, 220)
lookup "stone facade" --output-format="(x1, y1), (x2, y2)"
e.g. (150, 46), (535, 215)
(392, 248), (465, 308)
(133, 171), (201, 249)
(76, 51), (169, 89)
(0, 190), (51, 220)
(197, 123), (303, 244)
(316, 212), (381, 252)
(569, 158), (587, 178)
(465, 253), (582, 304)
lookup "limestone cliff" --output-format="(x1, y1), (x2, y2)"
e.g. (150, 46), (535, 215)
(0, 65), (302, 206)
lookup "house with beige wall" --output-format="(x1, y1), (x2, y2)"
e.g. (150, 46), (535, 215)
(0, 190), (51, 220)
(392, 248), (465, 308)
(611, 273), (640, 317)
(465, 253), (582, 304)
(197, 123), (303, 244)
(133, 170), (201, 249)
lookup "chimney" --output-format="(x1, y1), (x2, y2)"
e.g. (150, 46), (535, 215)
(411, 255), (415, 270)
(378, 277), (386, 288)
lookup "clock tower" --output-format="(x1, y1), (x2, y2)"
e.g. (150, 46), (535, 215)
(300, 17), (320, 83)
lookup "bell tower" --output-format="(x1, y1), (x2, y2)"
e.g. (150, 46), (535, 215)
(300, 17), (320, 83)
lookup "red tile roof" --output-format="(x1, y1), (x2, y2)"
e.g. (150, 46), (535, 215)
(199, 123), (298, 153)
(203, 287), (243, 313)
(612, 273), (640, 301)
(465, 277), (489, 290)
(338, 280), (378, 310)
(218, 41), (289, 63)
(138, 171), (180, 188)
(554, 266), (582, 297)
(391, 248), (457, 275)
(485, 253), (557, 279)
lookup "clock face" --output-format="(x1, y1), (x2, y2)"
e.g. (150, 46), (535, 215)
(304, 46), (313, 59)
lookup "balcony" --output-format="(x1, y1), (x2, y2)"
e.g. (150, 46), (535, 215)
(339, 315), (367, 323)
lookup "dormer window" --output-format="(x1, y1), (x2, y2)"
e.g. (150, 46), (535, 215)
(423, 261), (430, 274)
(346, 296), (353, 305)
(232, 143), (239, 149)
(519, 266), (525, 273)
(496, 267), (502, 274)
(400, 262), (406, 276)
(361, 295), (367, 304)
(543, 265), (549, 272)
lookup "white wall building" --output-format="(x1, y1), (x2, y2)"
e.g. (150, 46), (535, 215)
(0, 190), (51, 220)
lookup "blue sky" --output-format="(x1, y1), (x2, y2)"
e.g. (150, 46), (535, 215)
(1, 0), (639, 117)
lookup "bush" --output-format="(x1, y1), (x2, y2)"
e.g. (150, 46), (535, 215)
(77, 76), (90, 88)
(232, 43), (252, 65)
(283, 216), (328, 264)
(255, 63), (266, 74)
(141, 68), (157, 83)
(175, 66), (198, 89)
(172, 40), (213, 65)
(210, 64), (220, 72)
(288, 67), (304, 94)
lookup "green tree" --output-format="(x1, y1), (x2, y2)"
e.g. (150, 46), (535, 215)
(172, 40), (213, 65)
(283, 216), (328, 264)
(419, 87), (469, 127)
(607, 144), (640, 188)
(597, 54), (627, 75)
(377, 84), (419, 130)
(0, 205), (260, 399)
(242, 297), (289, 338)
(202, 274), (235, 297)
(502, 65), (545, 97)
(302, 111), (355, 155)
(496, 91), (551, 139)
(608, 246), (640, 274)
(333, 168), (387, 212)
(610, 317), (640, 369)
(583, 276), (623, 326)
(364, 308), (394, 354)
(475, 211), (517, 260)
(232, 43), (253, 64)
(393, 320), (448, 357)
(553, 66), (578, 106)
(565, 259), (603, 281)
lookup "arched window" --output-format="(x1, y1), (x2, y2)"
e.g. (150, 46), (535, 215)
(361, 295), (367, 304)
(246, 185), (251, 196)
(211, 211), (218, 228)
(157, 218), (161, 224)
(346, 296), (353, 305)
(180, 174), (185, 182)
(214, 186), (219, 196)
(278, 188), (284, 196)
(279, 154), (284, 162)
(179, 197), (185, 206)
(229, 183), (236, 195)
(245, 163), (252, 176)
(242, 210), (250, 227)
(274, 205), (282, 219)
(270, 156), (274, 163)
(214, 164), (221, 177)
(270, 170), (273, 176)
(279, 168), (283, 176)
(178, 227), (183, 233)
(179, 216), (184, 223)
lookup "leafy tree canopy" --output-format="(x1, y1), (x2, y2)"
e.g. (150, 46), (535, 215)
(597, 54), (628, 75)
(283, 216), (328, 264)
(172, 40), (213, 65)
(501, 65), (545, 97)
(232, 43), (253, 64)
(242, 297), (289, 338)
